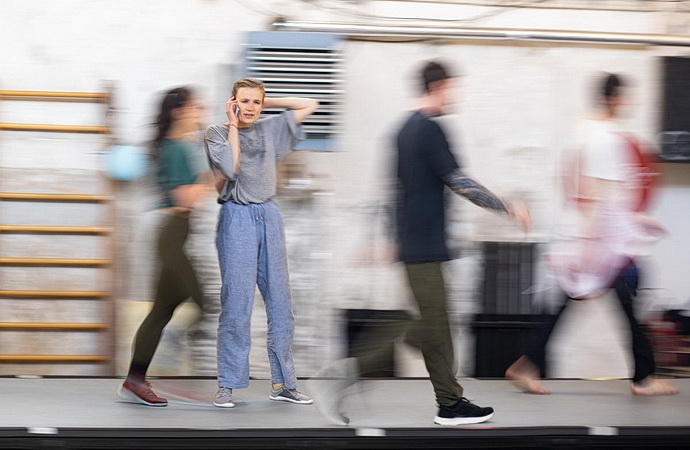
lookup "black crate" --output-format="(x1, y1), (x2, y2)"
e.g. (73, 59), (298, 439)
(472, 313), (553, 378)
(482, 242), (537, 315)
(346, 309), (412, 378)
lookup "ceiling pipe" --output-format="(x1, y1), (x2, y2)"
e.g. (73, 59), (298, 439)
(272, 19), (690, 47)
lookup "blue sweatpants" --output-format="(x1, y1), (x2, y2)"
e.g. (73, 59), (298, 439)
(215, 200), (297, 389)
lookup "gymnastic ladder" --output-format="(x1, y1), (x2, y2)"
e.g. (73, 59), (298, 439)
(0, 89), (116, 375)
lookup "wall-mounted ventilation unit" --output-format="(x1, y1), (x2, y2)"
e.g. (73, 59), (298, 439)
(243, 31), (344, 151)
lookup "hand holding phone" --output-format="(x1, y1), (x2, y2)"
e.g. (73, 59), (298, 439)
(226, 97), (240, 126)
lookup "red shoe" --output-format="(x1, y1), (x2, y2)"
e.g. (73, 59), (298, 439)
(118, 379), (168, 406)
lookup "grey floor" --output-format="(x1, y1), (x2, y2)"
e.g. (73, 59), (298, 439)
(0, 378), (688, 431)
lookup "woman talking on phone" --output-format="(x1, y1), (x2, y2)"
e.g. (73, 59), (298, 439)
(204, 78), (318, 408)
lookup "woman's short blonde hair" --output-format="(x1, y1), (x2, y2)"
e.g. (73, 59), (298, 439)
(232, 78), (265, 99)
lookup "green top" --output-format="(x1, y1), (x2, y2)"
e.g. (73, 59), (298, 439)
(157, 138), (197, 208)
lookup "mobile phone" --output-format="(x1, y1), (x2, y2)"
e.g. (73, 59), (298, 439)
(233, 105), (239, 117)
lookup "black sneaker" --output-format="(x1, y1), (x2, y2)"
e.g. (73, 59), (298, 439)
(434, 397), (494, 426)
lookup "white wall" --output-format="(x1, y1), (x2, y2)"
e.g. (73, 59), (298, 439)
(2, 0), (689, 378)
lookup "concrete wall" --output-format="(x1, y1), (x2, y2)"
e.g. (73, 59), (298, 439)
(2, 0), (689, 379)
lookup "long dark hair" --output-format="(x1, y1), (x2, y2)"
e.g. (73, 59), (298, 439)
(151, 86), (193, 159)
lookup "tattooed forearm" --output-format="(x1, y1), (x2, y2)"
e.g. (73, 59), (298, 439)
(441, 169), (509, 213)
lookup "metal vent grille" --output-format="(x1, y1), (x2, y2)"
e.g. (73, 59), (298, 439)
(244, 32), (344, 150)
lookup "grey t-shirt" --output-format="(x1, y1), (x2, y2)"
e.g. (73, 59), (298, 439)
(204, 110), (305, 204)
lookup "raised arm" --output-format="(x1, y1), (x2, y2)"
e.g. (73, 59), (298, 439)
(263, 97), (319, 125)
(226, 97), (241, 175)
(204, 98), (241, 183)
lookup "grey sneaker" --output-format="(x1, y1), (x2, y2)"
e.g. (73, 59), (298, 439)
(269, 386), (314, 405)
(309, 357), (359, 426)
(213, 387), (235, 408)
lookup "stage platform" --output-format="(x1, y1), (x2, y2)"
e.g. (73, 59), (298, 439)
(0, 377), (688, 448)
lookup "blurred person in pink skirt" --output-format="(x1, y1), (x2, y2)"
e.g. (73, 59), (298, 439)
(507, 73), (678, 397)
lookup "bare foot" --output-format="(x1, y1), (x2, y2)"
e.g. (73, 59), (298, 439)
(631, 377), (679, 396)
(505, 355), (552, 395)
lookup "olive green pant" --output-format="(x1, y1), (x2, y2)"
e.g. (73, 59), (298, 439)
(356, 262), (464, 407)
(128, 214), (206, 379)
